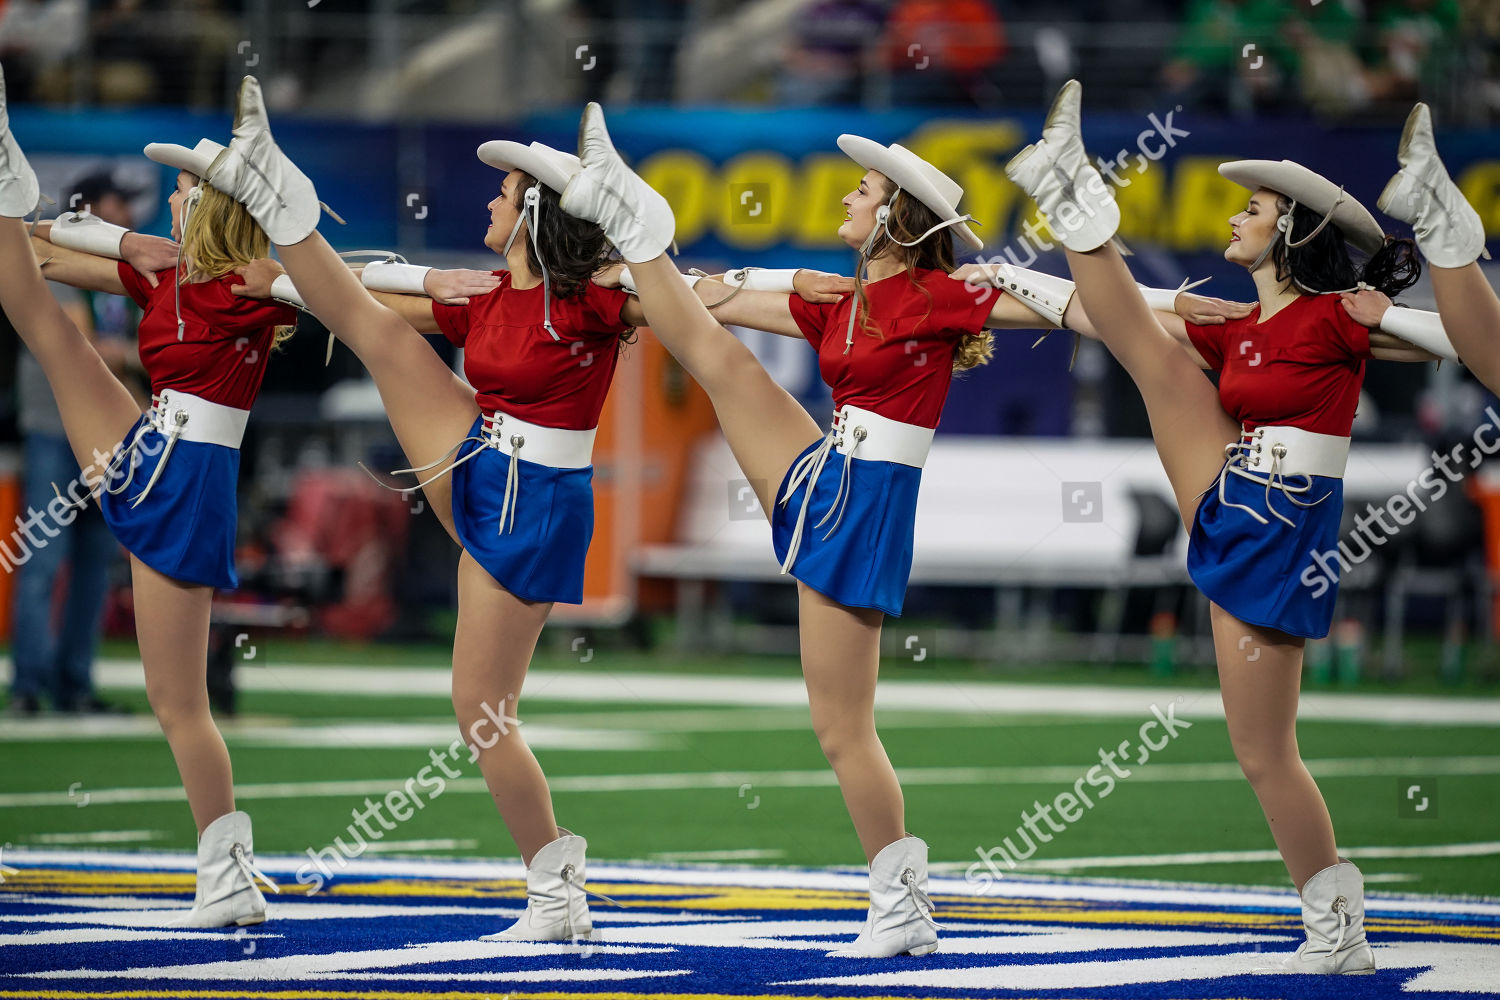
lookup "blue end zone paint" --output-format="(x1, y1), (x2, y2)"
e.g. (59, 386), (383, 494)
(1, 851), (1497, 997)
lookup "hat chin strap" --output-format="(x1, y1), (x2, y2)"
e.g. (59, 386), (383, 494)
(503, 186), (558, 341)
(1249, 188), (1363, 295)
(844, 187), (978, 354)
(174, 184), (204, 342)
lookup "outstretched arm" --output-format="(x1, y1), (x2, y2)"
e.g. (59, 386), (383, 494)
(598, 262), (850, 337)
(31, 218), (179, 294)
(231, 258), (497, 336)
(952, 263), (1244, 368)
(1340, 289), (1444, 363)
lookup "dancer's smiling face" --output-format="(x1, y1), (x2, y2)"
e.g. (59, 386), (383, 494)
(1225, 188), (1282, 269)
(167, 171), (195, 243)
(839, 170), (892, 251)
(483, 170), (528, 256)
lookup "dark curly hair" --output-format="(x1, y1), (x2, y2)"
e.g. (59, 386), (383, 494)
(851, 176), (992, 373)
(1270, 196), (1421, 298)
(511, 171), (636, 348)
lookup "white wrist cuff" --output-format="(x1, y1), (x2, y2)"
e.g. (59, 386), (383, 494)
(723, 267), (800, 293)
(270, 274), (306, 310)
(362, 260), (432, 295)
(1137, 285), (1182, 313)
(1380, 306), (1459, 362)
(616, 266), (700, 296)
(973, 265), (1074, 327)
(50, 211), (128, 259)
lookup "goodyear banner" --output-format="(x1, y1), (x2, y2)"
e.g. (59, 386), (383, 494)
(11, 105), (1498, 436)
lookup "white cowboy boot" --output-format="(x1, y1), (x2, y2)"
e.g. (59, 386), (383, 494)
(167, 810), (279, 928)
(483, 829), (596, 942)
(1378, 103), (1489, 269)
(828, 835), (940, 958)
(0, 65), (40, 219)
(204, 76), (329, 246)
(1003, 79), (1119, 253)
(559, 103), (675, 264)
(1281, 859), (1376, 974)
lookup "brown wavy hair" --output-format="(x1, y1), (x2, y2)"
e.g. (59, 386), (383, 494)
(183, 181), (296, 350)
(512, 171), (636, 350)
(850, 176), (992, 373)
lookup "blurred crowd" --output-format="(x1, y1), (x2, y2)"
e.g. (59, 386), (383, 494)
(0, 0), (1492, 119)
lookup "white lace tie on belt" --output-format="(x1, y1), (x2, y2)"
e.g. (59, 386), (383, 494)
(58, 390), (249, 512)
(359, 411), (595, 536)
(778, 408), (867, 574)
(1211, 425), (1349, 527)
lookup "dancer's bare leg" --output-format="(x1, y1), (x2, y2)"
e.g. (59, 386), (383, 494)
(277, 234), (477, 542)
(630, 254), (822, 513)
(1430, 264), (1500, 391)
(0, 217), (139, 470)
(1064, 243), (1240, 525)
(451, 552), (559, 864)
(132, 555), (233, 833)
(1212, 604), (1339, 890)
(798, 585), (905, 861)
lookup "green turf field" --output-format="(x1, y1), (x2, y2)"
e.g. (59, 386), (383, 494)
(3, 638), (1498, 900)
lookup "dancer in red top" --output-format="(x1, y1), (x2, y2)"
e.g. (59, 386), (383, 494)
(0, 69), (287, 927)
(211, 80), (838, 944)
(576, 104), (1239, 957)
(1004, 80), (1452, 976)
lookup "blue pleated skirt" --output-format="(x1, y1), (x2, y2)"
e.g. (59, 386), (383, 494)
(450, 415), (595, 605)
(770, 438), (922, 617)
(98, 415), (240, 591)
(1188, 465), (1345, 639)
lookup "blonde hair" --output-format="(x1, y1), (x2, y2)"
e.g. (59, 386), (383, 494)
(851, 180), (992, 374)
(180, 181), (295, 350)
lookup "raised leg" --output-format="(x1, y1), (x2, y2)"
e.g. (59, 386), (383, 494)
(1430, 264), (1500, 393)
(0, 218), (140, 472)
(278, 234), (478, 543)
(632, 255), (823, 514)
(1064, 243), (1239, 526)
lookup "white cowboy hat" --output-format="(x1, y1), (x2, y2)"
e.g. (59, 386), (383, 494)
(837, 134), (983, 250)
(1219, 159), (1385, 256)
(143, 138), (226, 180)
(476, 140), (581, 195)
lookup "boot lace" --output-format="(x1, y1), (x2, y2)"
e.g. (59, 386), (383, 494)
(559, 861), (621, 949)
(231, 843), (280, 895)
(900, 866), (945, 930)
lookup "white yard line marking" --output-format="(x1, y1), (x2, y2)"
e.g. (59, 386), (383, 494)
(356, 839), (479, 853)
(59, 658), (1500, 726)
(0, 716), (662, 751)
(932, 841), (1500, 872)
(8, 850), (1500, 915)
(29, 831), (163, 845)
(648, 849), (787, 862)
(4, 754), (1497, 809)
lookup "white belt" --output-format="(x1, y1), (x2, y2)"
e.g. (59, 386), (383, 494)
(778, 404), (932, 574)
(369, 409), (595, 535)
(147, 388), (250, 448)
(1216, 424), (1348, 527)
(77, 389), (249, 511)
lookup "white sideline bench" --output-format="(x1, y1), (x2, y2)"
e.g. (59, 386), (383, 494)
(634, 433), (1435, 658)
